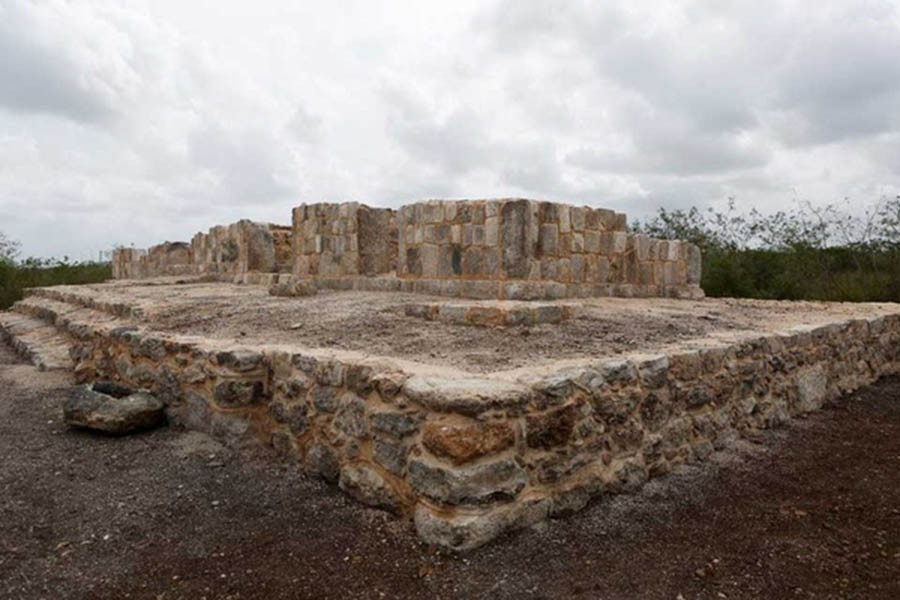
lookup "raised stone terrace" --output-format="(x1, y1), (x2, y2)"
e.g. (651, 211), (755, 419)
(2, 274), (899, 549)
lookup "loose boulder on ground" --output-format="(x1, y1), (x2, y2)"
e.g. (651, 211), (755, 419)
(64, 381), (165, 435)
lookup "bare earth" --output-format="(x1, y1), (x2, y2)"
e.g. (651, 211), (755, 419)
(1, 343), (898, 600)
(45, 281), (900, 374)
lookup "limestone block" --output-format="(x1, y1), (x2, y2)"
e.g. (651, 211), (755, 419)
(414, 497), (550, 551)
(402, 375), (531, 416)
(408, 457), (527, 505)
(538, 224), (558, 256)
(500, 200), (531, 279)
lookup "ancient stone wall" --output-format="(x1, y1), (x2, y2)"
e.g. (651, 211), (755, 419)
(113, 198), (701, 299)
(391, 199), (699, 299)
(112, 243), (191, 279)
(190, 220), (285, 276)
(113, 221), (288, 280)
(111, 248), (147, 279)
(291, 202), (397, 277)
(29, 285), (900, 550)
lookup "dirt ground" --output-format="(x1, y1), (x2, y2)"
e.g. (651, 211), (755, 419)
(1, 344), (898, 599)
(45, 282), (900, 373)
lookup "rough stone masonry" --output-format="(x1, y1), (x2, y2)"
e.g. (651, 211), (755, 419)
(113, 199), (704, 300)
(2, 199), (897, 551)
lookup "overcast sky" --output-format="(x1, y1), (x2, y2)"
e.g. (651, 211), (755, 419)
(1, 0), (899, 259)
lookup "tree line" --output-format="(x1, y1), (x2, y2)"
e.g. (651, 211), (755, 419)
(633, 196), (900, 301)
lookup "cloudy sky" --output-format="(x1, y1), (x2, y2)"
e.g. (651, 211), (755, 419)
(1, 0), (899, 259)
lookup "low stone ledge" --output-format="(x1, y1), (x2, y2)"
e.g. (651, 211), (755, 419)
(404, 301), (575, 327)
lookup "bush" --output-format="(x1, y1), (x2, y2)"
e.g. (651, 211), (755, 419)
(633, 196), (900, 302)
(0, 257), (112, 310)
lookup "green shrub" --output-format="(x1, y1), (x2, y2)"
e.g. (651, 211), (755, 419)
(0, 257), (111, 310)
(634, 197), (900, 303)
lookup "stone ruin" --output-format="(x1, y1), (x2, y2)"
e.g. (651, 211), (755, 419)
(112, 199), (704, 300)
(3, 198), (900, 551)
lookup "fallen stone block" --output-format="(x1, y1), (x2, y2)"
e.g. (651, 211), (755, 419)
(64, 383), (165, 435)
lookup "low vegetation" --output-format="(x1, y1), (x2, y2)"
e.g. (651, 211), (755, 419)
(0, 233), (111, 309)
(634, 197), (900, 302)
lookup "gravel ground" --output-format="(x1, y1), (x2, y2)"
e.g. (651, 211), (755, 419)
(1, 343), (898, 599)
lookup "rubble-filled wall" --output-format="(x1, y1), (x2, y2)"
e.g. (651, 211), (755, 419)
(114, 220), (289, 280)
(29, 285), (900, 550)
(291, 203), (397, 277)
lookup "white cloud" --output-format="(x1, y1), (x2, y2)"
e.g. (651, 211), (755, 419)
(0, 0), (898, 259)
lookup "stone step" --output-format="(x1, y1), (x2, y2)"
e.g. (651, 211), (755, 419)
(0, 311), (73, 371)
(26, 286), (143, 318)
(13, 295), (126, 331)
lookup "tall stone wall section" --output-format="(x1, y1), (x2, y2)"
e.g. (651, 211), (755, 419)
(190, 220), (290, 277)
(291, 202), (397, 278)
(292, 199), (702, 300)
(27, 285), (900, 550)
(112, 199), (702, 300)
(394, 199), (699, 300)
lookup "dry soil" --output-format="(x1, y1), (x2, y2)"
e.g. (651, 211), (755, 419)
(1, 343), (898, 599)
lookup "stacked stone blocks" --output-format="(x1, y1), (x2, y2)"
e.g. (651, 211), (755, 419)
(291, 202), (397, 278)
(19, 285), (900, 550)
(112, 199), (702, 300)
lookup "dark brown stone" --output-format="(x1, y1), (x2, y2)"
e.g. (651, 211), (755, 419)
(526, 404), (578, 449)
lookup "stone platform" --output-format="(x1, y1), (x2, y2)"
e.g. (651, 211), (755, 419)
(2, 278), (899, 549)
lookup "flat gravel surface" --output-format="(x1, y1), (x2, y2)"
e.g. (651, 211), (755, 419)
(42, 281), (900, 374)
(1, 344), (898, 599)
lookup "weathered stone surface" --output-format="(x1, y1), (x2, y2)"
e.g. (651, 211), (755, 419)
(212, 379), (265, 408)
(357, 206), (397, 276)
(422, 420), (515, 464)
(501, 200), (530, 278)
(686, 243), (702, 284)
(636, 354), (669, 388)
(91, 380), (134, 398)
(306, 443), (340, 482)
(372, 370), (407, 400)
(333, 393), (367, 438)
(408, 457), (527, 505)
(214, 349), (262, 372)
(370, 410), (420, 438)
(600, 358), (638, 384)
(64, 385), (164, 435)
(338, 464), (404, 513)
(525, 404), (578, 449)
(373, 440), (409, 476)
(795, 364), (828, 412)
(312, 386), (338, 412)
(269, 401), (309, 434)
(414, 497), (550, 551)
(403, 376), (530, 416)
